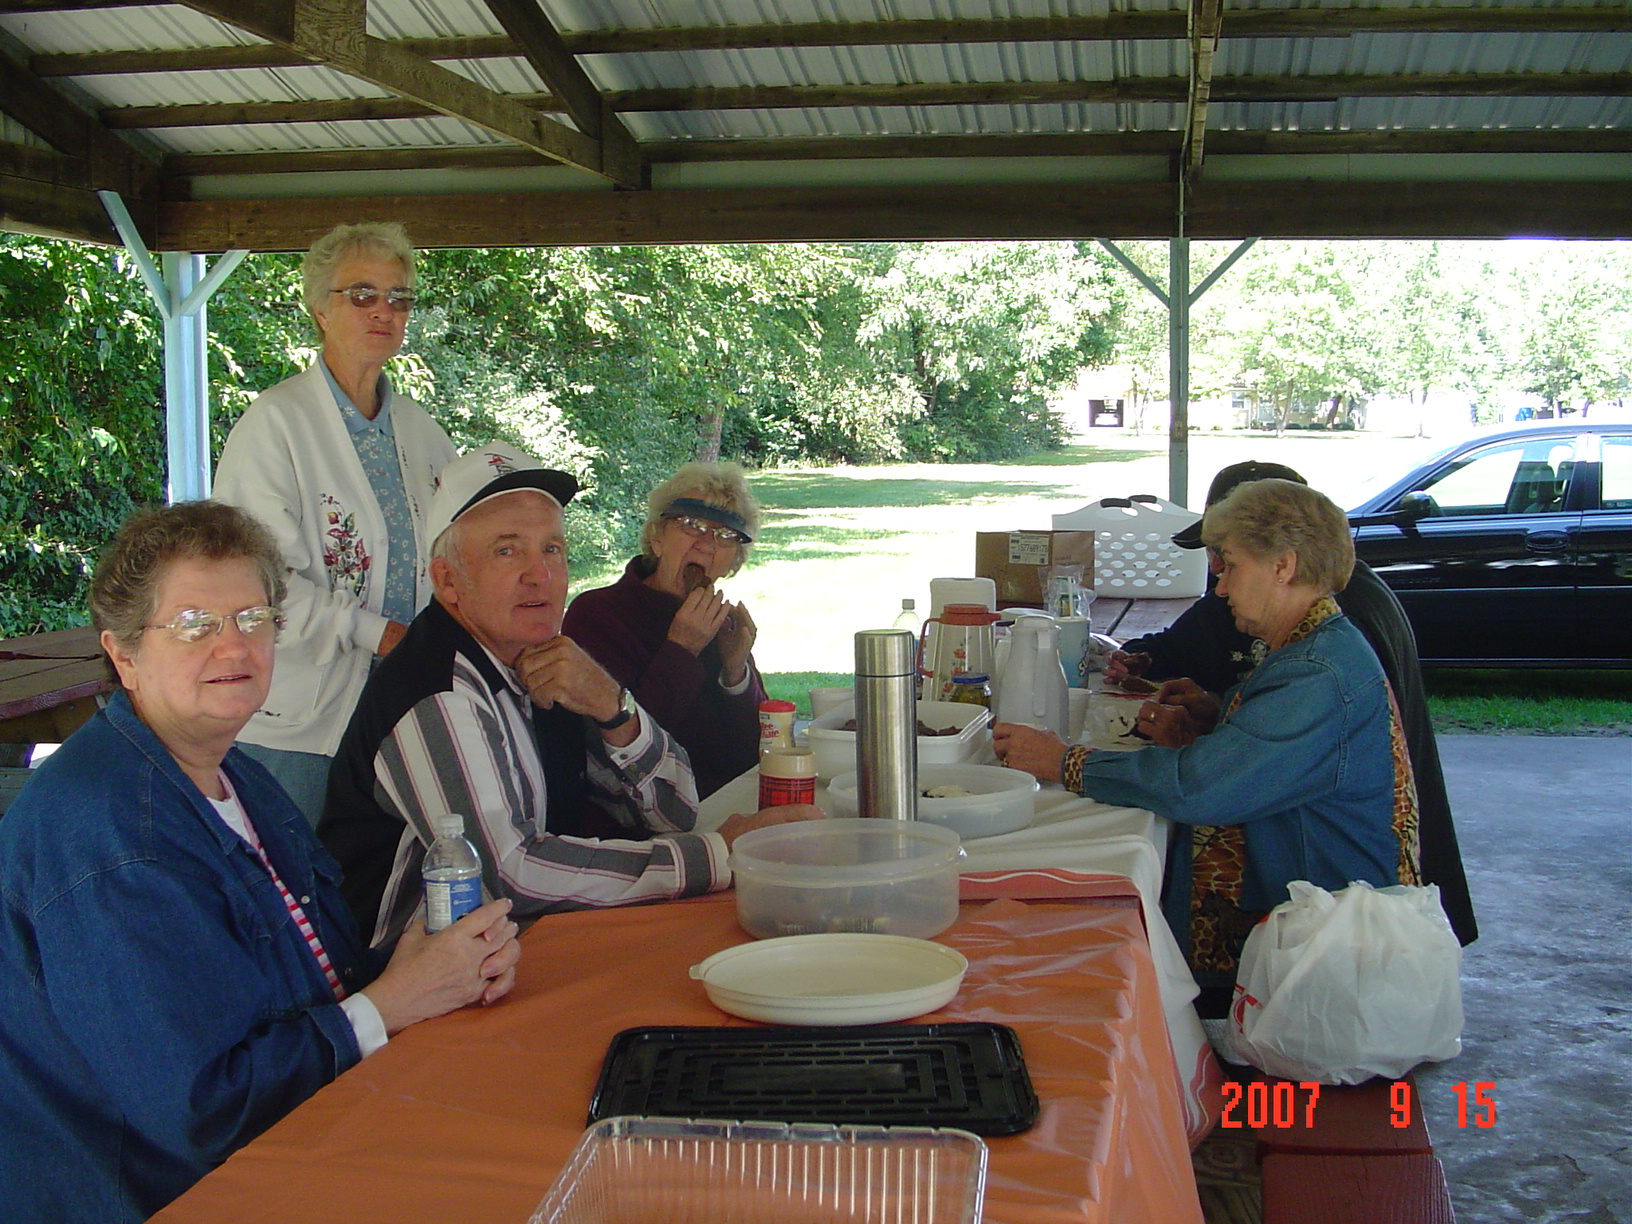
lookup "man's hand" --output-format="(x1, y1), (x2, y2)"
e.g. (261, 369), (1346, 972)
(715, 803), (825, 850)
(716, 601), (757, 686)
(667, 587), (731, 656)
(515, 637), (638, 745)
(1134, 678), (1221, 748)
(991, 722), (1070, 784)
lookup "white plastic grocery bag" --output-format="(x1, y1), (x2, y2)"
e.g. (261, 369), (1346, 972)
(1227, 880), (1464, 1084)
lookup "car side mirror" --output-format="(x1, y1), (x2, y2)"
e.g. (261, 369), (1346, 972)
(1394, 490), (1437, 524)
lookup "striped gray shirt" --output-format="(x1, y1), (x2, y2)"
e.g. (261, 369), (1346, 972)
(368, 642), (725, 945)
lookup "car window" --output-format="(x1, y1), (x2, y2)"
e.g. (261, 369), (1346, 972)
(1602, 435), (1632, 511)
(1410, 438), (1577, 517)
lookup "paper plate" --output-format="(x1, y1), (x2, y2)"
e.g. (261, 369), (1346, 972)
(691, 934), (968, 1026)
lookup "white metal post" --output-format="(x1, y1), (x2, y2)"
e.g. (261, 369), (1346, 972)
(97, 192), (249, 504)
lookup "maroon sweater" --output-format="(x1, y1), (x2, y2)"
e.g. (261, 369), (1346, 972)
(564, 557), (766, 799)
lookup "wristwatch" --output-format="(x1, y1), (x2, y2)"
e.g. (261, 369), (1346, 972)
(594, 686), (636, 731)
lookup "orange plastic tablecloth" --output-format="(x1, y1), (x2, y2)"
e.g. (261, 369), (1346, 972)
(153, 892), (1203, 1224)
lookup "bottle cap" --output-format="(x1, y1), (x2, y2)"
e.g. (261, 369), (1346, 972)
(758, 699), (796, 713)
(759, 746), (816, 779)
(433, 814), (466, 839)
(855, 628), (916, 677)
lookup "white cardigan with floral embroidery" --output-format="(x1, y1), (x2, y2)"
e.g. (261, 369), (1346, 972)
(214, 363), (456, 756)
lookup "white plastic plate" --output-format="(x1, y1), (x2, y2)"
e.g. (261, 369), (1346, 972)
(691, 933), (968, 1026)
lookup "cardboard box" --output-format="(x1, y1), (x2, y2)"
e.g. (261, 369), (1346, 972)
(974, 530), (1095, 607)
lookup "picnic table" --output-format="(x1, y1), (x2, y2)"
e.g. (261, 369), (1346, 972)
(0, 626), (109, 761)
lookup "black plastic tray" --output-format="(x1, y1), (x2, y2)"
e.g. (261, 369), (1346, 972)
(588, 1022), (1039, 1136)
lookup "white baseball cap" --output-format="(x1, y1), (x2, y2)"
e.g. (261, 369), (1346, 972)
(426, 442), (579, 549)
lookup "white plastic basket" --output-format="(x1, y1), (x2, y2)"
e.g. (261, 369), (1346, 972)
(1052, 495), (1206, 597)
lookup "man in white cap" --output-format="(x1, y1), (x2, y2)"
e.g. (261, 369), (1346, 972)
(319, 442), (815, 947)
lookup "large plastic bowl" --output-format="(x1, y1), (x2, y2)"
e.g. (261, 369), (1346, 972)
(827, 763), (1038, 839)
(804, 700), (991, 780)
(730, 818), (963, 940)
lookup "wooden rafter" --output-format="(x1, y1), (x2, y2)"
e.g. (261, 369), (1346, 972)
(98, 71), (1632, 133)
(21, 6), (1632, 78)
(166, 0), (639, 186)
(1183, 0), (1224, 179)
(479, 0), (640, 186)
(155, 178), (1632, 252)
(161, 126), (1632, 179)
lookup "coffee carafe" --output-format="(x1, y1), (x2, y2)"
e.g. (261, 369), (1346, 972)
(917, 603), (998, 702)
(993, 615), (1069, 738)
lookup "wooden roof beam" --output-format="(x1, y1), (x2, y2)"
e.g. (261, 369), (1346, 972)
(168, 0), (638, 186)
(20, 6), (1632, 72)
(479, 0), (640, 187)
(1183, 0), (1223, 180)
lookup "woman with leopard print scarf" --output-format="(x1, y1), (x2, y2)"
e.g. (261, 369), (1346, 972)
(995, 479), (1419, 1017)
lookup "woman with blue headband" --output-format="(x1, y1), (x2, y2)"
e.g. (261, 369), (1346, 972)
(563, 462), (765, 798)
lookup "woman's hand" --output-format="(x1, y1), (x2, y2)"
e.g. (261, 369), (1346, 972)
(1135, 678), (1221, 748)
(1101, 649), (1151, 684)
(361, 898), (521, 1037)
(715, 601), (757, 686)
(992, 722), (1069, 785)
(667, 587), (731, 656)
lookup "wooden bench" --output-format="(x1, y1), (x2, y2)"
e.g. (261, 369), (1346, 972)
(1220, 1071), (1457, 1222)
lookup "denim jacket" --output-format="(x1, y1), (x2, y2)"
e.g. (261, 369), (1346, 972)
(1076, 614), (1402, 954)
(0, 691), (380, 1222)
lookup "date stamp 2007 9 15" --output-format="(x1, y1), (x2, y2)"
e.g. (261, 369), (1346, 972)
(1220, 1080), (1498, 1130)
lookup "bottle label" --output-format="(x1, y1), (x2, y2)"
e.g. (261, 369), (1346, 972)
(758, 773), (816, 809)
(424, 874), (482, 932)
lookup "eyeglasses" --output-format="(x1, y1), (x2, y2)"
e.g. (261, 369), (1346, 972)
(330, 284), (418, 312)
(668, 515), (748, 546)
(144, 606), (285, 643)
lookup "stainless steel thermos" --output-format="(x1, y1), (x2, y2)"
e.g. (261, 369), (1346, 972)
(854, 629), (917, 821)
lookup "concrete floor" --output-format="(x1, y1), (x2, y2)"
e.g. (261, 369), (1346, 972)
(1415, 736), (1632, 1224)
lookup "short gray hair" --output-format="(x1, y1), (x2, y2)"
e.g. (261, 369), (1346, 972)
(90, 501), (287, 662)
(301, 222), (417, 328)
(640, 462), (760, 576)
(1201, 478), (1354, 594)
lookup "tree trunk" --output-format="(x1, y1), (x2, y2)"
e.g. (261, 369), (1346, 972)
(696, 408), (724, 463)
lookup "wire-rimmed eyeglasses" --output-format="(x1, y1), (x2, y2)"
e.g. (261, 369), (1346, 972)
(330, 284), (418, 312)
(143, 606), (285, 643)
(668, 515), (748, 545)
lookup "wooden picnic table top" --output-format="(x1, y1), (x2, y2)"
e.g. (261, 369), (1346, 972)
(0, 625), (110, 744)
(1096, 594), (1199, 642)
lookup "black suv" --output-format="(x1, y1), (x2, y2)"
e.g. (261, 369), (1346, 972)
(1348, 422), (1632, 667)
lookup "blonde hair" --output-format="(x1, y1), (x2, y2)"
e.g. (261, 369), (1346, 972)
(301, 222), (416, 330)
(640, 462), (760, 576)
(1201, 478), (1354, 594)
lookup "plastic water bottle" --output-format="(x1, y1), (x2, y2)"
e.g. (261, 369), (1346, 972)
(422, 814), (482, 933)
(892, 597), (921, 635)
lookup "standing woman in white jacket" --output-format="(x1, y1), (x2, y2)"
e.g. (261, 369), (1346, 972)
(215, 222), (457, 825)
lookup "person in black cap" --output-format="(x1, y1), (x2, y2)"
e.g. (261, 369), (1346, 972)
(1106, 459), (1477, 946)
(564, 462), (767, 799)
(320, 445), (816, 948)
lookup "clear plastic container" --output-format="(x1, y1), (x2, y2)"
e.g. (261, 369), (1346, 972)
(530, 1116), (987, 1224)
(730, 818), (963, 940)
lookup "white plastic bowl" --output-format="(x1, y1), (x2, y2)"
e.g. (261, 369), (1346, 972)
(690, 933), (969, 1026)
(804, 700), (991, 780)
(827, 764), (1038, 840)
(730, 818), (963, 940)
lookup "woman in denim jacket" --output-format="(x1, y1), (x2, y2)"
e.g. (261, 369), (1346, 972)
(0, 503), (520, 1222)
(997, 480), (1420, 1012)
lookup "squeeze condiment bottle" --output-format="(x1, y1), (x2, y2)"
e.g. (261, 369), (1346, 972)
(758, 746), (816, 809)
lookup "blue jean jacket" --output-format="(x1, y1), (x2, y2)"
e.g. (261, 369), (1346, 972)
(0, 691), (381, 1222)
(1077, 614), (1402, 961)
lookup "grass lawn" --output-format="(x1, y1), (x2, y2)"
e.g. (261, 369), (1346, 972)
(570, 429), (1631, 734)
